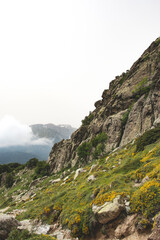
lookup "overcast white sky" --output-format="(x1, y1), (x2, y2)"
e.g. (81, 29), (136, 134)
(0, 0), (160, 128)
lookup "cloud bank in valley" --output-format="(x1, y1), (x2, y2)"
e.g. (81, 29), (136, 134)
(0, 115), (51, 147)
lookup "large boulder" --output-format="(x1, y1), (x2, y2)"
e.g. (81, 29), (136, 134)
(92, 195), (125, 224)
(115, 214), (137, 238)
(0, 214), (20, 240)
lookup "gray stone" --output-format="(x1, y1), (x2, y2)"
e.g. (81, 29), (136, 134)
(0, 214), (20, 240)
(87, 174), (96, 182)
(74, 168), (85, 180)
(92, 195), (125, 224)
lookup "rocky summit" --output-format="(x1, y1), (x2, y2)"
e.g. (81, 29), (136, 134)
(48, 37), (160, 173)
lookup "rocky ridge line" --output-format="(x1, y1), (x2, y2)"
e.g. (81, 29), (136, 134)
(48, 37), (160, 173)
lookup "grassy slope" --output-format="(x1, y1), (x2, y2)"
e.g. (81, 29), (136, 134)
(1, 131), (160, 239)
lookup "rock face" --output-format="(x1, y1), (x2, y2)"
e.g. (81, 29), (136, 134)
(148, 214), (160, 240)
(0, 214), (20, 240)
(48, 37), (160, 173)
(115, 214), (137, 238)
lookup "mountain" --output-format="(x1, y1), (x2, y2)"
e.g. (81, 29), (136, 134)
(0, 38), (160, 240)
(30, 123), (76, 143)
(0, 124), (76, 164)
(48, 37), (160, 173)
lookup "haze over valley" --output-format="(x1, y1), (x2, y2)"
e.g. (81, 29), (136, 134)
(0, 116), (76, 164)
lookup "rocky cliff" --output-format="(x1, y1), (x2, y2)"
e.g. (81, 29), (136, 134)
(48, 37), (160, 173)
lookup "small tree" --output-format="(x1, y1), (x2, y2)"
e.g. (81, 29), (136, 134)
(5, 173), (14, 188)
(26, 158), (39, 169)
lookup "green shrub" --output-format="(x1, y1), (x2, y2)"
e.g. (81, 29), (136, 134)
(33, 161), (50, 179)
(77, 142), (92, 162)
(0, 163), (24, 174)
(82, 113), (94, 126)
(91, 132), (108, 147)
(136, 124), (160, 152)
(131, 180), (160, 218)
(26, 158), (39, 169)
(121, 111), (129, 127)
(119, 72), (128, 85)
(77, 132), (108, 161)
(5, 173), (14, 188)
(7, 228), (31, 240)
(132, 77), (152, 100)
(7, 228), (56, 240)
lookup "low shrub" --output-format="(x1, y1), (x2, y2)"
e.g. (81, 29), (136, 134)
(77, 142), (92, 162)
(7, 228), (56, 240)
(26, 158), (39, 169)
(82, 113), (94, 126)
(136, 124), (160, 152)
(33, 161), (50, 179)
(5, 173), (14, 188)
(131, 180), (160, 218)
(77, 132), (108, 162)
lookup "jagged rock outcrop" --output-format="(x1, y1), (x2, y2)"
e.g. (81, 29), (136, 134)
(48, 37), (160, 173)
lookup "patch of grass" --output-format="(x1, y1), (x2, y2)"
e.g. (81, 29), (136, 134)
(7, 228), (56, 240)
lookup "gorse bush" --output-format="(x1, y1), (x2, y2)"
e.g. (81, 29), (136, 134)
(131, 180), (160, 218)
(136, 124), (160, 152)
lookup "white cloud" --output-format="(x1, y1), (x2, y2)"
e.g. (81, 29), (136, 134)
(0, 115), (51, 147)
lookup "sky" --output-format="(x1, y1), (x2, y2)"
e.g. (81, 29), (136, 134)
(0, 0), (160, 130)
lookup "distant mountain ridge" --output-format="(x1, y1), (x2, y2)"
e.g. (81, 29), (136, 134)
(0, 123), (76, 164)
(30, 123), (76, 143)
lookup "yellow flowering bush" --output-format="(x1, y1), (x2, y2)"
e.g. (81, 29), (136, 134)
(131, 180), (160, 218)
(133, 162), (155, 181)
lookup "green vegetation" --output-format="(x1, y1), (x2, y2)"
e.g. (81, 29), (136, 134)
(136, 124), (160, 152)
(131, 180), (160, 218)
(1, 127), (160, 238)
(77, 142), (92, 162)
(81, 113), (94, 126)
(77, 132), (108, 162)
(5, 173), (14, 188)
(0, 163), (24, 174)
(132, 77), (152, 100)
(154, 37), (160, 47)
(7, 228), (56, 240)
(119, 72), (128, 85)
(143, 53), (150, 61)
(33, 161), (50, 179)
(26, 158), (39, 169)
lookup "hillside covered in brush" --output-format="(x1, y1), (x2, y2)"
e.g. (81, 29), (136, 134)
(0, 38), (160, 240)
